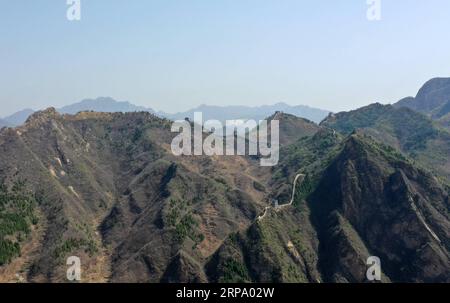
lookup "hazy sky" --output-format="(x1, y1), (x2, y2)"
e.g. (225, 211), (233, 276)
(1, 0), (450, 117)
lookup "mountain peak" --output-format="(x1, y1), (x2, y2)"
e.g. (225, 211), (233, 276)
(59, 97), (153, 115)
(417, 77), (450, 98)
(270, 110), (289, 120)
(25, 107), (60, 124)
(395, 77), (450, 116)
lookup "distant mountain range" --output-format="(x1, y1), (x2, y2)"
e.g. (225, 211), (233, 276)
(0, 109), (35, 127)
(0, 98), (152, 128)
(0, 119), (10, 128)
(2, 77), (449, 130)
(0, 97), (330, 128)
(161, 103), (329, 124)
(58, 97), (152, 115)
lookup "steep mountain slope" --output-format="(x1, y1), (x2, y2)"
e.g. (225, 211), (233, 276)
(0, 109), (448, 283)
(0, 108), (270, 282)
(439, 113), (450, 129)
(307, 135), (449, 282)
(321, 103), (450, 180)
(206, 204), (322, 283)
(432, 100), (450, 120)
(395, 77), (450, 119)
(210, 134), (450, 282)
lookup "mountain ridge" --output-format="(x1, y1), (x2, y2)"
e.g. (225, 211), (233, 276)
(395, 77), (450, 122)
(321, 102), (450, 180)
(0, 98), (330, 127)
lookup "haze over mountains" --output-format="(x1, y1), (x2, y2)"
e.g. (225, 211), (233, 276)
(3, 77), (449, 130)
(0, 77), (449, 283)
(162, 103), (329, 124)
(0, 119), (10, 128)
(58, 98), (151, 116)
(0, 98), (330, 128)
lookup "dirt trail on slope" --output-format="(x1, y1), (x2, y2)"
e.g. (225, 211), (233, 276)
(257, 174), (305, 221)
